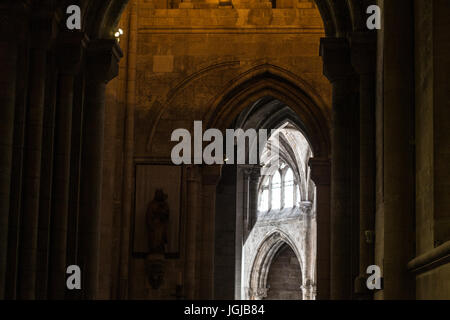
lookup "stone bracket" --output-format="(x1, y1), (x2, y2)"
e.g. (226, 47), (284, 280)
(320, 37), (356, 83)
(87, 39), (124, 83)
(308, 157), (330, 186)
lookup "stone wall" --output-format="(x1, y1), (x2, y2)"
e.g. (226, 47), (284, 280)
(410, 0), (450, 299)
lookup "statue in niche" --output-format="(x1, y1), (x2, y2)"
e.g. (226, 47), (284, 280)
(146, 189), (170, 254)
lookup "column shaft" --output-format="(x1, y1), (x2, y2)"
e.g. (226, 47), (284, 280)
(309, 158), (330, 300)
(0, 41), (18, 300)
(199, 165), (222, 299)
(184, 166), (201, 299)
(48, 74), (75, 298)
(78, 79), (106, 299)
(119, 0), (138, 298)
(357, 73), (375, 295)
(77, 40), (122, 299)
(0, 4), (29, 299)
(320, 38), (358, 300)
(350, 32), (377, 297)
(49, 32), (86, 299)
(330, 79), (356, 299)
(18, 46), (48, 299)
(378, 0), (415, 299)
(247, 166), (261, 231)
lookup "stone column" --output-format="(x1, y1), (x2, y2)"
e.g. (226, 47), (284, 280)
(0, 3), (29, 299)
(308, 157), (330, 300)
(320, 38), (358, 300)
(300, 201), (314, 299)
(118, 0), (138, 299)
(198, 165), (222, 299)
(78, 40), (122, 299)
(184, 165), (202, 299)
(18, 11), (58, 299)
(301, 279), (315, 300)
(241, 168), (250, 239)
(48, 32), (87, 299)
(376, 0), (415, 299)
(351, 32), (376, 299)
(244, 165), (261, 231)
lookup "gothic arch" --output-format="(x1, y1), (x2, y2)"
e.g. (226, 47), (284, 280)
(205, 64), (331, 159)
(248, 230), (302, 300)
(256, 121), (314, 203)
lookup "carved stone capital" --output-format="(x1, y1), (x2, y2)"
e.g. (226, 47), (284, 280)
(308, 157), (330, 186)
(86, 39), (123, 84)
(320, 37), (356, 83)
(300, 201), (314, 216)
(242, 165), (262, 181)
(255, 287), (268, 299)
(250, 287), (268, 300)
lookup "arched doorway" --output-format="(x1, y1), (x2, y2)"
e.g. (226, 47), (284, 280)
(265, 243), (302, 300)
(213, 86), (325, 299)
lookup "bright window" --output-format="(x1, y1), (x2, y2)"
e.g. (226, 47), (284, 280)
(284, 168), (294, 208)
(271, 171), (281, 210)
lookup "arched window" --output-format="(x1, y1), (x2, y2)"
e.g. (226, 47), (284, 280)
(284, 168), (294, 208)
(259, 178), (270, 212)
(271, 171), (281, 210)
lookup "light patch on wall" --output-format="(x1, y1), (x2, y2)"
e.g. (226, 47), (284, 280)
(153, 55), (174, 73)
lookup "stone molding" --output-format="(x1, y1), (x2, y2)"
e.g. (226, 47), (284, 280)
(407, 240), (450, 274)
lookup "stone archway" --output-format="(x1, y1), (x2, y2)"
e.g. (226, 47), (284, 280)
(247, 231), (305, 300)
(69, 0), (360, 301)
(207, 68), (331, 299)
(265, 243), (303, 300)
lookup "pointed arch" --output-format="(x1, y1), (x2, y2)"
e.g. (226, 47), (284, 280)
(205, 64), (331, 159)
(248, 230), (302, 299)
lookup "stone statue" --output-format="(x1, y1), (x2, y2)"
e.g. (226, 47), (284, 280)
(146, 189), (170, 254)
